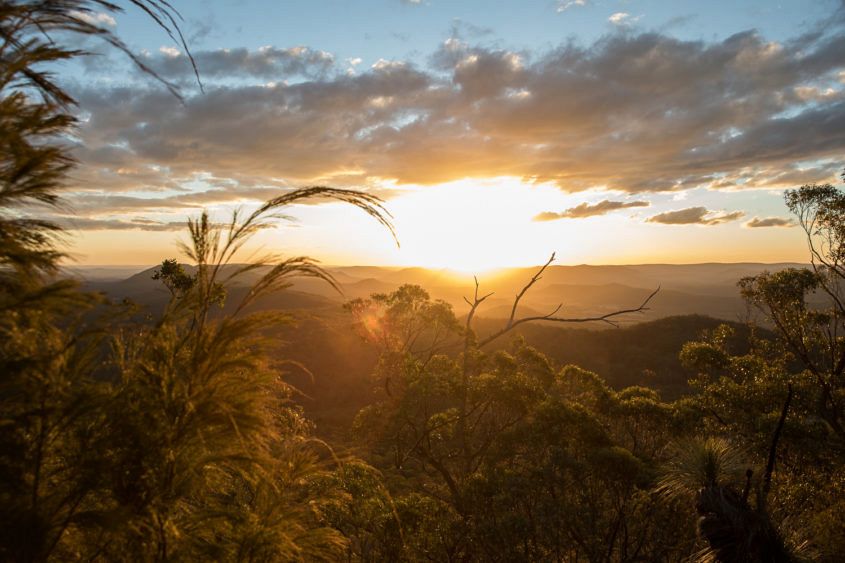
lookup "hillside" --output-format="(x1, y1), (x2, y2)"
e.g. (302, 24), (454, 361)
(274, 314), (760, 434)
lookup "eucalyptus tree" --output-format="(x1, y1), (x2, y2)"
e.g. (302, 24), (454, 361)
(344, 269), (680, 561)
(738, 181), (845, 447)
(672, 177), (845, 561)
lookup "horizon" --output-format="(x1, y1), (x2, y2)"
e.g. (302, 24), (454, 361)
(62, 259), (812, 288)
(63, 259), (812, 271)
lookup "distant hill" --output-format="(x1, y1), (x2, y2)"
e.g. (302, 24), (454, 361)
(62, 265), (152, 282)
(76, 262), (806, 324)
(527, 283), (745, 323)
(82, 264), (339, 315)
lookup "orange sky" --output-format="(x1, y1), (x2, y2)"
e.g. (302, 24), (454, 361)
(67, 178), (810, 270)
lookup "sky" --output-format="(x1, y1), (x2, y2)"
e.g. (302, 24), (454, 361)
(51, 0), (845, 269)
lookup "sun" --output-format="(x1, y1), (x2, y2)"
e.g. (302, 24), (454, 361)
(383, 178), (570, 272)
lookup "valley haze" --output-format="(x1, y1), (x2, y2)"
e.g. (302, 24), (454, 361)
(67, 261), (805, 324)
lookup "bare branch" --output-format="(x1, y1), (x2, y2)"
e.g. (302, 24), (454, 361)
(458, 252), (660, 348)
(462, 276), (494, 336)
(476, 280), (660, 348)
(506, 252), (555, 331)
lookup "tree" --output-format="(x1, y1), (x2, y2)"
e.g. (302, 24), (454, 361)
(345, 284), (462, 396)
(673, 179), (845, 561)
(659, 438), (796, 563)
(344, 266), (678, 561)
(349, 259), (658, 493)
(740, 184), (845, 447)
(151, 259), (196, 297)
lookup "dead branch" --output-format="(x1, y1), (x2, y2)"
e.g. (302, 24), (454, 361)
(464, 253), (660, 348)
(463, 276), (494, 338)
(506, 252), (556, 330)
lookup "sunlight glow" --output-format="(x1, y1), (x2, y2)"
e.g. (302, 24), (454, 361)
(383, 178), (574, 271)
(231, 175), (810, 272)
(70, 176), (807, 269)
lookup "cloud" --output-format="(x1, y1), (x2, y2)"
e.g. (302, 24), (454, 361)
(646, 207), (744, 225)
(138, 46), (336, 82)
(70, 10), (117, 27)
(745, 216), (796, 228)
(159, 46), (181, 58)
(74, 31), (845, 192)
(659, 14), (697, 32)
(72, 60), (437, 192)
(707, 161), (842, 190)
(64, 8), (845, 227)
(608, 12), (641, 26)
(56, 217), (187, 231)
(557, 0), (587, 13)
(534, 199), (649, 221)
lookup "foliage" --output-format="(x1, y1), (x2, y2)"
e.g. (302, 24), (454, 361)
(0, 2), (398, 560)
(1, 186), (398, 560)
(151, 259), (196, 298)
(1, 3), (195, 560)
(345, 284), (699, 561)
(741, 183), (845, 446)
(668, 182), (845, 561)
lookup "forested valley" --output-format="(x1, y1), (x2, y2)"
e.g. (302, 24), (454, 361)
(3, 2), (845, 562)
